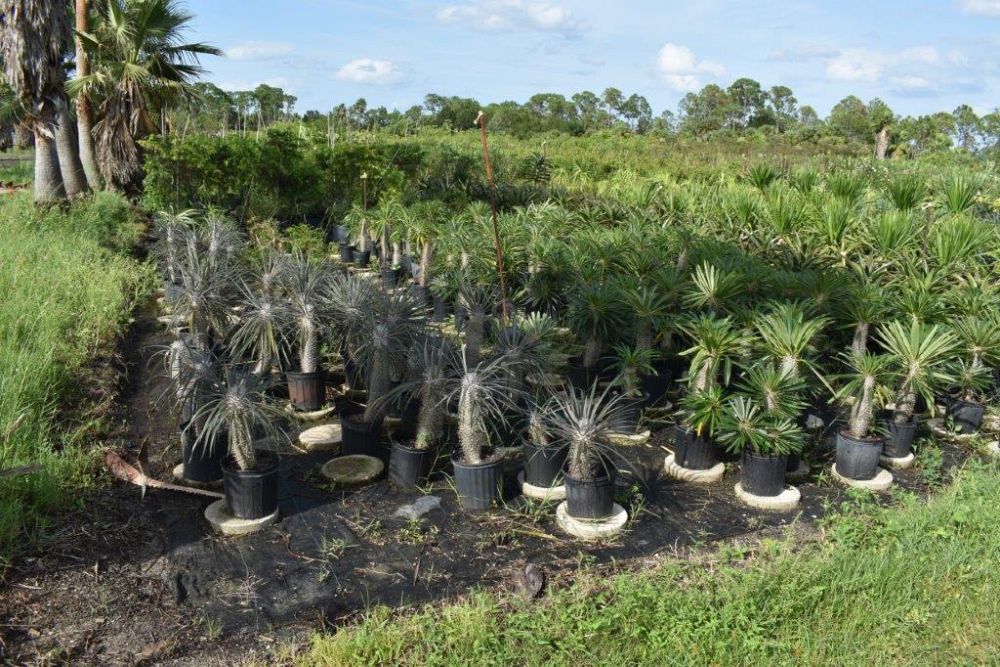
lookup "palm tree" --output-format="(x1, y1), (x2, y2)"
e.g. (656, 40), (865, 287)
(69, 0), (221, 190)
(0, 0), (70, 202)
(74, 0), (103, 188)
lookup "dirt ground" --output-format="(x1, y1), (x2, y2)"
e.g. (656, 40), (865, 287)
(0, 301), (971, 666)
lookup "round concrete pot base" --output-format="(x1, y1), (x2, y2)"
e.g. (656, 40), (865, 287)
(926, 418), (977, 444)
(171, 464), (222, 489)
(284, 403), (337, 422)
(555, 502), (628, 540)
(786, 459), (810, 482)
(664, 453), (725, 483)
(879, 452), (915, 470)
(204, 499), (279, 536)
(607, 430), (651, 446)
(831, 464), (893, 491)
(987, 441), (1000, 458)
(734, 482), (801, 511)
(320, 455), (384, 486)
(517, 471), (566, 501)
(298, 423), (342, 453)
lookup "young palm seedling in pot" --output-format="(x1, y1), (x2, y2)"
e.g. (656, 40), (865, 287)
(946, 316), (1000, 433)
(608, 344), (658, 433)
(719, 395), (804, 500)
(833, 352), (894, 481)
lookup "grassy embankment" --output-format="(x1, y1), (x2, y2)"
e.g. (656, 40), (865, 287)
(0, 191), (150, 562)
(304, 462), (1000, 665)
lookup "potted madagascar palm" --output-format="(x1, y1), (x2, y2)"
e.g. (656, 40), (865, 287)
(543, 385), (626, 520)
(947, 316), (1000, 433)
(447, 350), (522, 510)
(192, 364), (286, 520)
(877, 320), (957, 458)
(719, 397), (804, 497)
(833, 351), (894, 480)
(565, 282), (628, 389)
(280, 254), (333, 411)
(608, 344), (657, 433)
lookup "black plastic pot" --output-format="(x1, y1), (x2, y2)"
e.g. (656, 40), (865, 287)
(355, 249), (371, 267)
(339, 242), (355, 263)
(835, 430), (884, 480)
(608, 393), (647, 434)
(566, 362), (600, 391)
(221, 451), (279, 520)
(785, 452), (802, 473)
(564, 462), (617, 520)
(452, 454), (504, 510)
(522, 440), (566, 488)
(286, 370), (325, 412)
(948, 399), (984, 434)
(673, 425), (716, 470)
(432, 294), (451, 321)
(741, 450), (788, 497)
(382, 267), (400, 289)
(640, 367), (673, 405)
(180, 423), (225, 483)
(389, 441), (435, 488)
(340, 414), (384, 456)
(882, 417), (918, 458)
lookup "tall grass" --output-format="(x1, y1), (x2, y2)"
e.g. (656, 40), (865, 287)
(0, 192), (149, 560)
(303, 463), (1000, 665)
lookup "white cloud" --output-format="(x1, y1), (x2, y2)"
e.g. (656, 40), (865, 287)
(438, 0), (586, 34)
(226, 41), (294, 61)
(217, 76), (290, 91)
(334, 58), (403, 85)
(958, 0), (1000, 16)
(889, 75), (931, 90)
(825, 45), (939, 84)
(655, 43), (724, 91)
(767, 43), (840, 63)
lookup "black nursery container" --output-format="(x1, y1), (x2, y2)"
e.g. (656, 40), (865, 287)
(835, 431), (884, 480)
(382, 267), (400, 289)
(882, 417), (918, 458)
(389, 441), (435, 487)
(340, 414), (384, 456)
(355, 249), (371, 267)
(948, 399), (984, 434)
(222, 451), (280, 520)
(286, 370), (325, 412)
(432, 294), (451, 321)
(564, 462), (617, 520)
(741, 450), (788, 497)
(180, 423), (225, 483)
(452, 454), (504, 510)
(339, 242), (355, 264)
(673, 425), (717, 470)
(522, 440), (567, 488)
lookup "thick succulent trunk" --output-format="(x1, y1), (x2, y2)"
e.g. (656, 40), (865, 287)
(33, 109), (66, 204)
(852, 322), (869, 356)
(230, 426), (256, 471)
(693, 358), (713, 393)
(54, 97), (89, 198)
(465, 315), (485, 367)
(419, 241), (433, 288)
(528, 410), (548, 446)
(567, 435), (593, 480)
(583, 338), (602, 368)
(780, 355), (799, 378)
(392, 241), (402, 267)
(874, 126), (889, 160)
(364, 356), (390, 423)
(636, 321), (654, 352)
(676, 247), (689, 271)
(848, 376), (875, 438)
(414, 385), (443, 450)
(893, 384), (916, 424)
(300, 318), (318, 373)
(458, 374), (487, 463)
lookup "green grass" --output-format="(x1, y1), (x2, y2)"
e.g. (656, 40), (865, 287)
(0, 191), (150, 562)
(303, 463), (1000, 666)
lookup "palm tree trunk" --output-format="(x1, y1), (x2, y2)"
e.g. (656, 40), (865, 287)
(75, 0), (102, 189)
(33, 108), (66, 204)
(54, 97), (89, 198)
(419, 241), (433, 288)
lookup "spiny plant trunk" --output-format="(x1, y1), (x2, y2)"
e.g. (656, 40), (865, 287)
(230, 426), (256, 471)
(300, 318), (318, 373)
(583, 338), (602, 368)
(875, 126), (890, 160)
(693, 357), (714, 393)
(364, 356), (390, 423)
(34, 118), (65, 204)
(413, 385), (442, 450)
(458, 375), (487, 464)
(465, 315), (485, 367)
(528, 410), (548, 446)
(852, 322), (869, 356)
(636, 322), (654, 352)
(893, 384), (916, 424)
(780, 355), (799, 378)
(848, 376), (876, 438)
(54, 97), (88, 198)
(567, 435), (594, 480)
(419, 241), (433, 288)
(358, 219), (370, 252)
(676, 247), (689, 271)
(392, 241), (402, 267)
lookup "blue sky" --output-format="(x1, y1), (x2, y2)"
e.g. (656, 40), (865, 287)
(185, 0), (1000, 118)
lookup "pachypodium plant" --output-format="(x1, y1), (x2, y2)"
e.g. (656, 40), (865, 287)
(566, 282), (628, 372)
(679, 314), (751, 393)
(229, 273), (291, 377)
(457, 280), (498, 367)
(754, 302), (828, 380)
(279, 254), (333, 374)
(835, 352), (894, 439)
(717, 395), (804, 457)
(611, 344), (658, 398)
(449, 349), (521, 465)
(154, 209), (196, 285)
(543, 384), (626, 481)
(876, 320), (957, 424)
